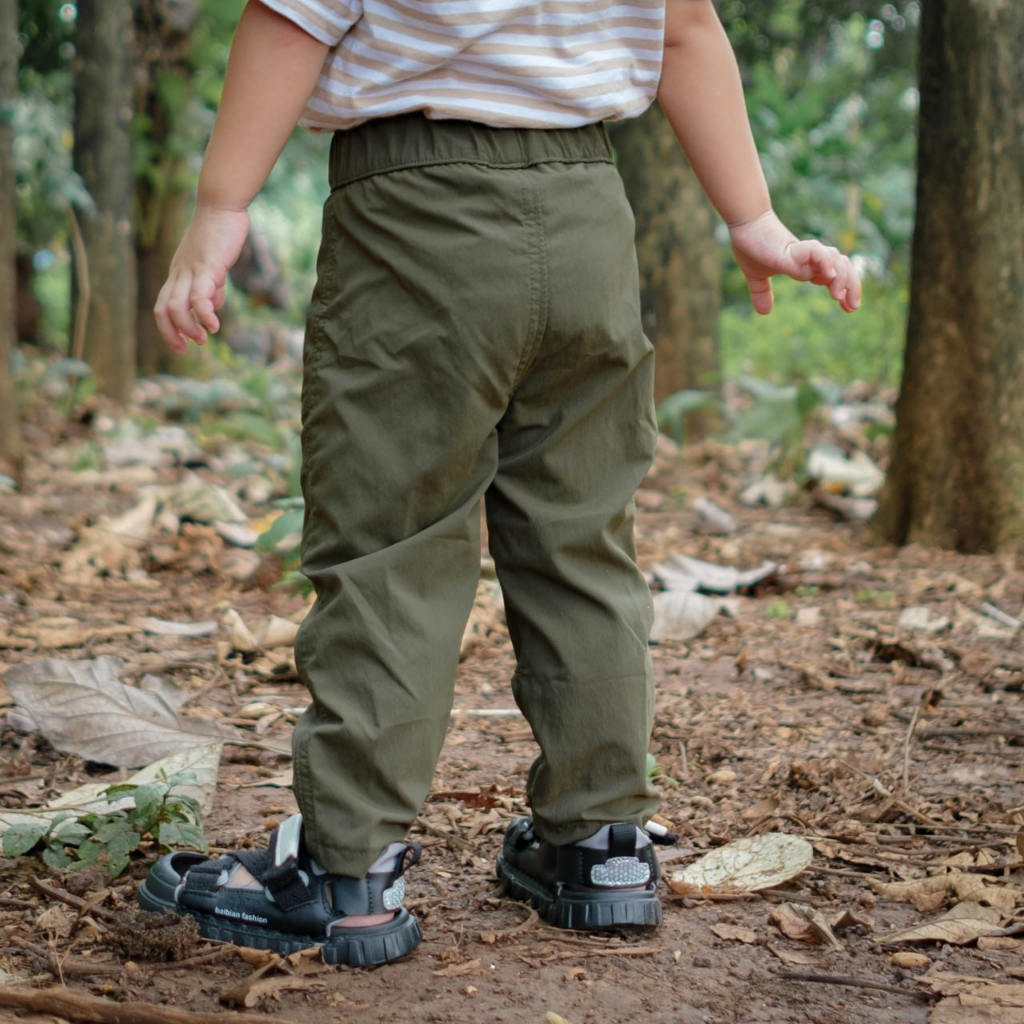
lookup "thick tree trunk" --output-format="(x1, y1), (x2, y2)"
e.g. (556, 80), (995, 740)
(73, 0), (137, 403)
(610, 103), (721, 437)
(0, 0), (25, 481)
(873, 0), (1024, 552)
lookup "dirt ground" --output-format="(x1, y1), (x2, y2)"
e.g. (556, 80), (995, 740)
(1, 428), (1023, 1024)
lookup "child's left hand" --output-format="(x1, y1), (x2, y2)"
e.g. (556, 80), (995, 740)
(729, 210), (861, 315)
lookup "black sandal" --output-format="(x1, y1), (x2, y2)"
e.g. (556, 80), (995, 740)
(496, 817), (662, 929)
(137, 814), (422, 966)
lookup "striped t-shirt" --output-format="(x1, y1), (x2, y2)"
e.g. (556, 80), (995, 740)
(259, 0), (666, 130)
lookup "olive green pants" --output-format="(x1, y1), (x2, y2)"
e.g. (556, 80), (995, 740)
(293, 114), (659, 877)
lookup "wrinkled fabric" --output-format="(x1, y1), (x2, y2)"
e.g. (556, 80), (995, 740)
(293, 114), (659, 876)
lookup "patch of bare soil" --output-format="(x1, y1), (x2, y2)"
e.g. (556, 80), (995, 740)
(1, 436), (1023, 1024)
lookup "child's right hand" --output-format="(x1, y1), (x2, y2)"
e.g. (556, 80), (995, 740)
(154, 204), (251, 353)
(729, 210), (861, 316)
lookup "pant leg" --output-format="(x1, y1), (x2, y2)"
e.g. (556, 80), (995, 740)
(485, 160), (660, 845)
(294, 159), (537, 876)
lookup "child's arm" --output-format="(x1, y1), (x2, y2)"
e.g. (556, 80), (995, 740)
(657, 0), (860, 314)
(155, 1), (328, 352)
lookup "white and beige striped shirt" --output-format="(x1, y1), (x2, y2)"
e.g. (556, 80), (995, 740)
(259, 0), (666, 130)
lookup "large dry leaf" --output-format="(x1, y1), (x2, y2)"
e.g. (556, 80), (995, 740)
(926, 971), (1024, 1024)
(0, 743), (222, 838)
(871, 873), (1023, 913)
(668, 832), (813, 893)
(650, 591), (724, 642)
(4, 656), (226, 768)
(881, 901), (1006, 945)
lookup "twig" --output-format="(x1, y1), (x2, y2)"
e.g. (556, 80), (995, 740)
(900, 699), (922, 796)
(777, 970), (933, 1002)
(480, 907), (539, 941)
(553, 945), (662, 959)
(412, 816), (475, 852)
(0, 896), (37, 909)
(30, 876), (119, 923)
(66, 201), (90, 363)
(0, 986), (302, 1024)
(10, 935), (122, 977)
(980, 602), (1021, 631)
(917, 727), (1024, 740)
(9, 935), (237, 977)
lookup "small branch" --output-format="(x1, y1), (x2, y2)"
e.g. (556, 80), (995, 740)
(30, 876), (119, 923)
(66, 201), (90, 363)
(777, 970), (933, 1003)
(0, 986), (303, 1024)
(480, 906), (539, 942)
(900, 699), (922, 796)
(917, 727), (1024, 741)
(413, 816), (475, 852)
(980, 602), (1021, 631)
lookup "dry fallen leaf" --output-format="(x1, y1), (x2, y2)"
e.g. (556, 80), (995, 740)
(668, 832), (813, 893)
(433, 959), (481, 978)
(769, 903), (843, 950)
(710, 922), (757, 944)
(767, 944), (819, 966)
(880, 901), (1006, 946)
(221, 965), (324, 1009)
(35, 905), (73, 939)
(4, 656), (226, 768)
(871, 873), (1023, 914)
(925, 971), (1024, 1024)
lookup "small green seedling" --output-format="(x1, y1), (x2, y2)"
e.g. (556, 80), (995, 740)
(1, 771), (207, 878)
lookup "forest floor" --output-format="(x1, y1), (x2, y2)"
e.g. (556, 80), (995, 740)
(1, 365), (1022, 1024)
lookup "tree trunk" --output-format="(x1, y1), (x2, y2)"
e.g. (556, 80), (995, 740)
(873, 0), (1024, 553)
(610, 103), (721, 438)
(134, 0), (199, 376)
(73, 0), (137, 403)
(0, 0), (25, 482)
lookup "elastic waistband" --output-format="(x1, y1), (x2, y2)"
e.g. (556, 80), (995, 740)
(328, 113), (614, 190)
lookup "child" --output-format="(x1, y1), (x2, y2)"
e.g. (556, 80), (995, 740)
(139, 0), (860, 966)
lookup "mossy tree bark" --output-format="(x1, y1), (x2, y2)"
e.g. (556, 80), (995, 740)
(73, 0), (137, 403)
(0, 0), (25, 481)
(873, 0), (1024, 552)
(610, 103), (721, 438)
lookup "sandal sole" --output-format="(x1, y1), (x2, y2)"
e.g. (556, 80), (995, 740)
(496, 853), (662, 930)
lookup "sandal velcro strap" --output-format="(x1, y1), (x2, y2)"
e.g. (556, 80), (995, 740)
(179, 861), (226, 893)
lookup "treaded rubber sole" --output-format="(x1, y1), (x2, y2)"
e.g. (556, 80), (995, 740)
(137, 873), (422, 966)
(496, 853), (662, 930)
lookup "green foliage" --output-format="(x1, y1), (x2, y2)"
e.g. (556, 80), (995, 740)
(655, 389), (720, 444)
(720, 276), (907, 385)
(11, 73), (92, 251)
(1, 772), (207, 879)
(719, 1), (919, 309)
(256, 499), (311, 596)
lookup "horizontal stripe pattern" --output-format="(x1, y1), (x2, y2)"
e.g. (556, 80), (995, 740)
(259, 0), (665, 129)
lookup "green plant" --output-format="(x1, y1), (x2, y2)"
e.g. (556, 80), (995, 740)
(1, 772), (207, 878)
(720, 273), (908, 386)
(255, 498), (311, 596)
(655, 389), (720, 445)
